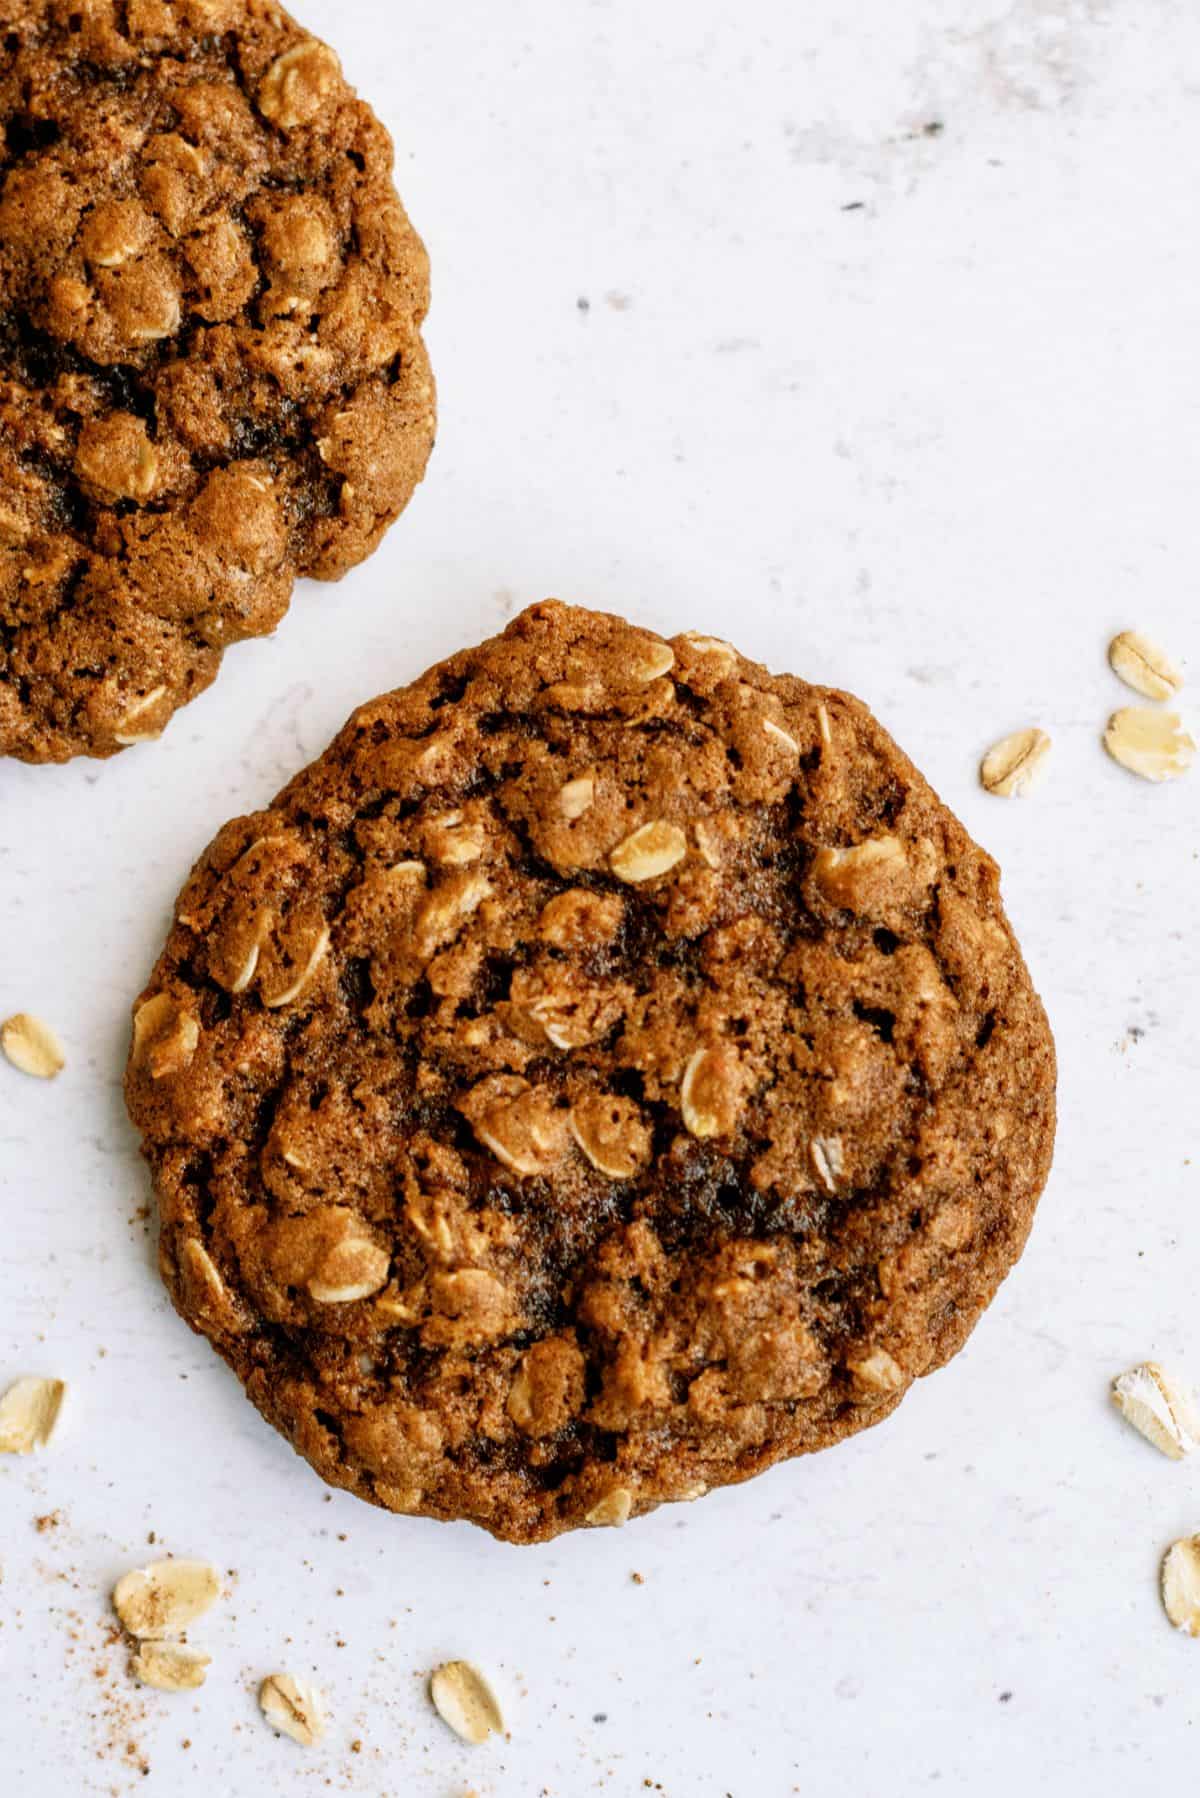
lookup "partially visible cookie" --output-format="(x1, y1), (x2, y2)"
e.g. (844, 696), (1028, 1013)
(0, 0), (434, 763)
(125, 600), (1056, 1543)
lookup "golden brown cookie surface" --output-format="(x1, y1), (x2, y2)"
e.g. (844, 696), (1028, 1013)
(125, 601), (1056, 1543)
(0, 0), (434, 763)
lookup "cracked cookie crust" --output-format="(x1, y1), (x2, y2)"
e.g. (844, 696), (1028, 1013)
(0, 0), (434, 763)
(125, 601), (1056, 1543)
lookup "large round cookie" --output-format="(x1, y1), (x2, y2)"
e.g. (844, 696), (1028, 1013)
(125, 601), (1055, 1543)
(0, 0), (433, 763)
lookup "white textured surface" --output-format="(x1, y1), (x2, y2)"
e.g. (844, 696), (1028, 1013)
(2, 0), (1199, 1791)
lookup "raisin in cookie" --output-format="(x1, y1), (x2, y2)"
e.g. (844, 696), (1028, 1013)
(125, 601), (1055, 1543)
(0, 0), (433, 764)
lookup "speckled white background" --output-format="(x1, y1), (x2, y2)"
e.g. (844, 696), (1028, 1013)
(3, 0), (1199, 1791)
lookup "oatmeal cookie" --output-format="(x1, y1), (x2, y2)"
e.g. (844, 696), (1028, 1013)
(125, 601), (1056, 1543)
(0, 0), (433, 763)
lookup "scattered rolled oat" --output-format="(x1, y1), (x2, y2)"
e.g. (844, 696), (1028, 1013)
(0, 1376), (67, 1453)
(132, 1643), (211, 1692)
(260, 1673), (327, 1746)
(112, 1559), (219, 1640)
(0, 1013), (65, 1079)
(1111, 1362), (1200, 1461)
(1162, 1537), (1200, 1636)
(1108, 631), (1183, 702)
(979, 728), (1052, 798)
(1103, 708), (1195, 782)
(429, 1661), (505, 1745)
